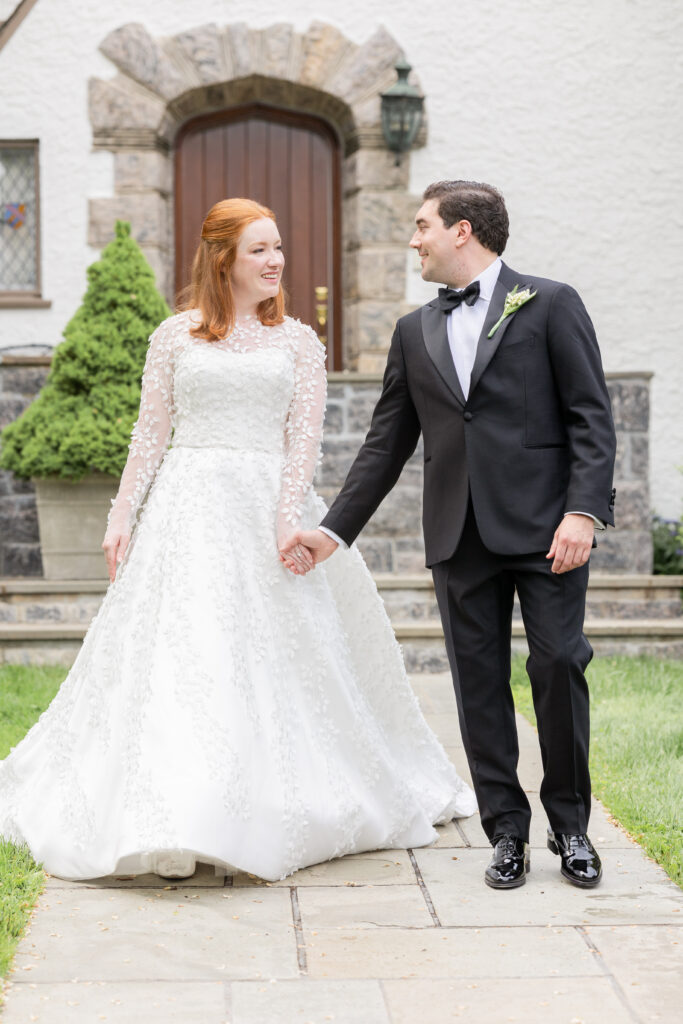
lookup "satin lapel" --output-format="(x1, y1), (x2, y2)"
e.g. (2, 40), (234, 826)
(469, 264), (530, 396)
(421, 301), (466, 408)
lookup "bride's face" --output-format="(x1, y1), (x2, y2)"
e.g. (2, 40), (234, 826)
(230, 217), (284, 307)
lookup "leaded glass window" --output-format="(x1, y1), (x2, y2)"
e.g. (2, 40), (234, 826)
(0, 141), (40, 294)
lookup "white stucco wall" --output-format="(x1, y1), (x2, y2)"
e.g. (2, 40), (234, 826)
(0, 0), (681, 516)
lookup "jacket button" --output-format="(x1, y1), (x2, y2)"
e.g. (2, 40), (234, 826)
(463, 411), (473, 421)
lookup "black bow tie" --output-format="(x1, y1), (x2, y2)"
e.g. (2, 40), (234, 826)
(437, 281), (481, 312)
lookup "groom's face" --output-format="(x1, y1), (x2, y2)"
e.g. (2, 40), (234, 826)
(410, 199), (459, 284)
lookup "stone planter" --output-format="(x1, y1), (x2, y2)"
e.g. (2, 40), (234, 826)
(33, 474), (118, 580)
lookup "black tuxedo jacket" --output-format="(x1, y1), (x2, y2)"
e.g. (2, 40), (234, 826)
(322, 261), (617, 567)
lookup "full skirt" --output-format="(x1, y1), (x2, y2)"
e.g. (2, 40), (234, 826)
(0, 446), (476, 880)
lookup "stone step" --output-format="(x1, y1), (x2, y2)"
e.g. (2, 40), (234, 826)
(394, 619), (683, 673)
(1, 575), (681, 625)
(1, 576), (682, 669)
(0, 579), (106, 624)
(2, 618), (683, 669)
(375, 573), (683, 622)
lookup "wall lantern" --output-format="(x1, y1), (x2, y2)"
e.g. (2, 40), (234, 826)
(380, 58), (424, 165)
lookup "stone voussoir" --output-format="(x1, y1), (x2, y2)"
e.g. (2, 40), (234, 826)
(100, 22), (191, 102)
(326, 25), (403, 105)
(171, 23), (232, 86)
(299, 21), (356, 90)
(225, 22), (261, 80)
(257, 23), (297, 80)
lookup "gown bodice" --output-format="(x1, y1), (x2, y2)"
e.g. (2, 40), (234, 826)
(172, 343), (294, 454)
(106, 311), (327, 541)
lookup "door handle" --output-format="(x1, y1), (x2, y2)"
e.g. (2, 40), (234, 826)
(315, 285), (328, 346)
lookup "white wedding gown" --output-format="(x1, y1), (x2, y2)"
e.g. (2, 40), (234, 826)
(0, 312), (476, 881)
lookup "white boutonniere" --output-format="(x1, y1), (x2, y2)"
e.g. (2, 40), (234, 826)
(488, 285), (537, 338)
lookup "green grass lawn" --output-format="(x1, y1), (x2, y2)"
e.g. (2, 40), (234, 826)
(0, 665), (64, 982)
(511, 654), (683, 888)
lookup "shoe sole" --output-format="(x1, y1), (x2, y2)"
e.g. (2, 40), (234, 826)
(484, 860), (530, 889)
(484, 874), (527, 889)
(560, 867), (602, 888)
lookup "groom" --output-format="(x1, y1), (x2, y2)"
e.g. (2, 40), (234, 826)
(282, 180), (616, 889)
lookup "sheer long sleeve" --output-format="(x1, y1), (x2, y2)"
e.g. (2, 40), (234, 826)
(106, 320), (176, 535)
(276, 324), (327, 544)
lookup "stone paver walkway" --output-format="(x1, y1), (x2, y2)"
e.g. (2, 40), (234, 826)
(2, 674), (681, 1023)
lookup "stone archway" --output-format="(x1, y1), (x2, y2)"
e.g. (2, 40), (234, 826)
(87, 20), (426, 371)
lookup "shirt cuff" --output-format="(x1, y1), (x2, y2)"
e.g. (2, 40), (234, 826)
(318, 526), (347, 549)
(565, 511), (606, 531)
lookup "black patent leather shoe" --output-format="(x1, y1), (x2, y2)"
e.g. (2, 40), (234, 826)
(484, 834), (530, 889)
(547, 829), (602, 888)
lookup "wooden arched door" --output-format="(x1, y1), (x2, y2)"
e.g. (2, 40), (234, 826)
(175, 105), (342, 368)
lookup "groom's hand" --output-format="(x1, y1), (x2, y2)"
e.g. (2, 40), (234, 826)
(279, 529), (338, 575)
(546, 514), (594, 574)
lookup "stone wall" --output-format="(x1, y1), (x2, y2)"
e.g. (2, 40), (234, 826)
(319, 371), (654, 574)
(0, 356), (653, 576)
(0, 355), (50, 576)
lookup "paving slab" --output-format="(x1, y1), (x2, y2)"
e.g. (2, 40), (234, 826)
(439, 745), (473, 783)
(43, 861), (227, 890)
(423, 712), (465, 748)
(296, 885), (432, 930)
(303, 925), (602, 979)
(231, 979), (390, 1024)
(584, 924), (683, 1023)
(413, 847), (683, 927)
(411, 675), (461, 716)
(429, 821), (468, 849)
(9, 887), (297, 983)
(233, 850), (415, 888)
(381, 977), (633, 1024)
(0, 980), (228, 1024)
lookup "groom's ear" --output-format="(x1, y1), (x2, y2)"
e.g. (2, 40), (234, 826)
(452, 219), (473, 248)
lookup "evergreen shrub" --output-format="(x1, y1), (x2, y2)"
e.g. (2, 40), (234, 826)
(0, 221), (170, 480)
(652, 515), (683, 575)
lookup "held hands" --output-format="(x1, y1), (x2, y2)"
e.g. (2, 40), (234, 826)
(102, 530), (130, 583)
(546, 514), (594, 574)
(279, 529), (338, 576)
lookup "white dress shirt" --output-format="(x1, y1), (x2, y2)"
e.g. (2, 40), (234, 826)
(319, 259), (602, 550)
(447, 257), (502, 399)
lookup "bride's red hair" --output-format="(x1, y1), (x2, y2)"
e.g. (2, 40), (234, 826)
(180, 198), (286, 341)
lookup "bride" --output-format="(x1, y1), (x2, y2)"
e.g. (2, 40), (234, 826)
(0, 198), (476, 882)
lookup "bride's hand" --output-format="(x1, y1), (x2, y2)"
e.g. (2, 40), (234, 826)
(279, 530), (338, 575)
(102, 530), (130, 583)
(278, 532), (315, 575)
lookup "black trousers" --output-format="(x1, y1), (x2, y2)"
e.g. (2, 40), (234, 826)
(431, 502), (593, 843)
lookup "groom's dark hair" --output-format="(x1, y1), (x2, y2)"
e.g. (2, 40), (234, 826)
(423, 180), (509, 255)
